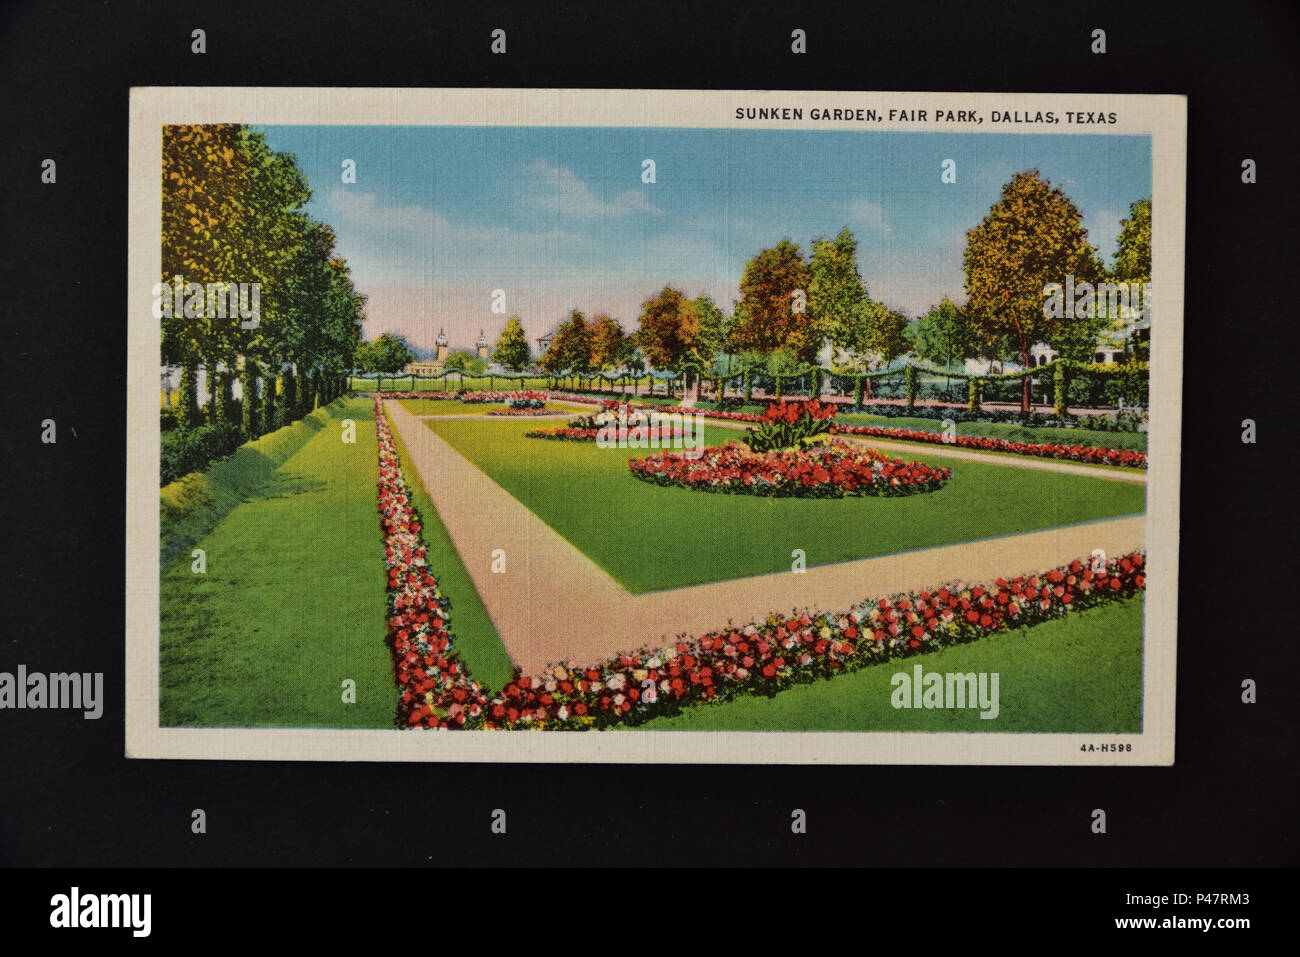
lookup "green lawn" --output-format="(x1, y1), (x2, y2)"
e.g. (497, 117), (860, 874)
(426, 418), (1146, 593)
(835, 413), (1147, 453)
(160, 397), (396, 727)
(638, 596), (1143, 732)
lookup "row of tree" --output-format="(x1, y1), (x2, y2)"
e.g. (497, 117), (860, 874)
(523, 170), (1151, 413)
(162, 124), (365, 432)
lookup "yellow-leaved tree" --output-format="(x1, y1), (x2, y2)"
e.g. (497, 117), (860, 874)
(963, 169), (1103, 412)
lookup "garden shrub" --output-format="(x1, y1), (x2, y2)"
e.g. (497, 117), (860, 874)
(744, 399), (836, 453)
(160, 420), (243, 485)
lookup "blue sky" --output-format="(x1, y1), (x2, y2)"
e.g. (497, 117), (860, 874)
(261, 125), (1151, 354)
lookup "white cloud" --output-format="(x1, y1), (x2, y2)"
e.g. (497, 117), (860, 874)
(526, 158), (662, 217)
(841, 197), (891, 235)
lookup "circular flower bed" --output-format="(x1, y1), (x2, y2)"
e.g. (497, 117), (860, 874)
(628, 439), (951, 497)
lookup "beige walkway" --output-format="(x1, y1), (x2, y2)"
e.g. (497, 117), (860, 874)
(385, 400), (1146, 675)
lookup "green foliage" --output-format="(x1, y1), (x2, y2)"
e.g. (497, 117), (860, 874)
(688, 295), (727, 367)
(588, 314), (628, 371)
(492, 316), (532, 371)
(1053, 362), (1069, 417)
(442, 350), (486, 376)
(745, 414), (834, 453)
(865, 301), (911, 362)
(355, 332), (415, 375)
(809, 228), (871, 353)
(905, 364), (919, 408)
(161, 124), (365, 432)
(540, 309), (593, 375)
(632, 287), (697, 370)
(160, 420), (243, 485)
(968, 377), (983, 412)
(963, 169), (1105, 411)
(914, 298), (979, 367)
(729, 239), (816, 360)
(1113, 199), (1151, 283)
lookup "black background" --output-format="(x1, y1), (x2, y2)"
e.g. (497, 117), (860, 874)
(0, 0), (1296, 871)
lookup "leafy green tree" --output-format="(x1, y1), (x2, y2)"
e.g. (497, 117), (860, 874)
(358, 332), (415, 376)
(540, 310), (592, 381)
(492, 316), (532, 372)
(963, 169), (1104, 412)
(687, 296), (727, 368)
(443, 350), (487, 376)
(913, 298), (979, 368)
(728, 239), (816, 360)
(865, 302), (912, 363)
(809, 228), (871, 354)
(588, 314), (628, 371)
(1113, 199), (1151, 283)
(633, 287), (698, 370)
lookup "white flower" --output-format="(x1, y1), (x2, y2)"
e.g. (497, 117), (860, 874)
(557, 706), (569, 721)
(646, 656), (662, 669)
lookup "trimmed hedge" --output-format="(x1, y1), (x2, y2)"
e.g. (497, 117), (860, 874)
(160, 421), (243, 486)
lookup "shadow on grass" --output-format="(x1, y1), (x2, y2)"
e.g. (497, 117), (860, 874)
(159, 400), (361, 571)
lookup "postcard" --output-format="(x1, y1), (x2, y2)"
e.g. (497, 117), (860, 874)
(126, 87), (1184, 763)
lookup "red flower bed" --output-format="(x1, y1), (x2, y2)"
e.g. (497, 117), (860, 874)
(628, 439), (950, 497)
(831, 424), (1147, 469)
(480, 551), (1146, 729)
(374, 398), (491, 728)
(760, 398), (837, 423)
(487, 407), (562, 417)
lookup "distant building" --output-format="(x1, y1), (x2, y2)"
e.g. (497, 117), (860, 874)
(477, 330), (491, 360)
(403, 328), (451, 375)
(536, 322), (562, 356)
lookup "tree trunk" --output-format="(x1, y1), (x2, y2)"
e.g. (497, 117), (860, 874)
(1019, 338), (1031, 414)
(210, 363), (225, 424)
(264, 375), (278, 432)
(240, 358), (258, 438)
(181, 360), (201, 428)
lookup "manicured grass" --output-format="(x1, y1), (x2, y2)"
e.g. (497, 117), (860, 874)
(160, 397), (395, 728)
(835, 413), (1147, 452)
(397, 398), (591, 416)
(426, 418), (1146, 593)
(638, 596), (1143, 732)
(386, 413), (517, 691)
(160, 403), (339, 571)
